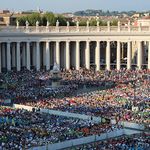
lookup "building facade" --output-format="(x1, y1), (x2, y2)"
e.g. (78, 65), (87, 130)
(0, 22), (150, 72)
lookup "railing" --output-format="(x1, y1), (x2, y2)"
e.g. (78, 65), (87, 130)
(111, 119), (145, 130)
(29, 129), (142, 150)
(13, 104), (145, 150)
(13, 104), (145, 130)
(0, 25), (150, 34)
(13, 104), (101, 123)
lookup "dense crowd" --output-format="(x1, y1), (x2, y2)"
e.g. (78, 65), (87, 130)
(0, 106), (122, 150)
(67, 134), (150, 150)
(0, 69), (150, 125)
(0, 70), (78, 100)
(0, 68), (150, 149)
(3, 69), (147, 124)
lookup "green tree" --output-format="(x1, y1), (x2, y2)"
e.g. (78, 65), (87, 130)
(79, 19), (87, 26)
(17, 12), (76, 26)
(89, 19), (97, 26)
(17, 16), (27, 26)
(110, 19), (118, 26)
(69, 21), (76, 26)
(56, 15), (67, 26)
(27, 13), (41, 26)
(42, 12), (56, 26)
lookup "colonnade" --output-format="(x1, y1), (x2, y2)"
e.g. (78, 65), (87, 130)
(0, 40), (150, 72)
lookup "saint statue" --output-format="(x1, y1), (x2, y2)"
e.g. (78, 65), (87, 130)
(56, 20), (59, 27)
(16, 20), (19, 28)
(76, 21), (79, 27)
(67, 21), (70, 27)
(26, 21), (29, 28)
(87, 20), (89, 27)
(46, 21), (50, 27)
(36, 21), (39, 27)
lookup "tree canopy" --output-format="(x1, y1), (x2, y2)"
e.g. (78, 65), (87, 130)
(17, 12), (69, 26)
(17, 12), (118, 26)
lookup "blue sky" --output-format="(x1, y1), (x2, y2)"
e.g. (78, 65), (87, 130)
(0, 0), (149, 13)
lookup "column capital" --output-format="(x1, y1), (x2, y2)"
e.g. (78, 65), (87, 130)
(96, 41), (100, 44)
(107, 40), (111, 43)
(26, 41), (30, 43)
(7, 42), (11, 44)
(137, 40), (142, 42)
(96, 40), (101, 43)
(66, 40), (70, 43)
(117, 41), (121, 43)
(56, 40), (60, 43)
(86, 40), (90, 43)
(76, 40), (81, 43)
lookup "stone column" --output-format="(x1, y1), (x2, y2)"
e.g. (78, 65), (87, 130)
(117, 41), (121, 70)
(106, 41), (110, 70)
(46, 41), (50, 70)
(85, 41), (90, 69)
(56, 41), (60, 67)
(148, 41), (150, 69)
(127, 41), (131, 69)
(36, 42), (40, 71)
(95, 41), (100, 71)
(0, 43), (1, 73)
(32, 43), (36, 67)
(16, 42), (21, 71)
(26, 42), (30, 70)
(66, 41), (70, 70)
(12, 43), (16, 68)
(22, 43), (26, 67)
(137, 41), (142, 69)
(121, 43), (124, 59)
(2, 44), (6, 68)
(7, 42), (11, 71)
(76, 41), (80, 70)
(43, 43), (46, 67)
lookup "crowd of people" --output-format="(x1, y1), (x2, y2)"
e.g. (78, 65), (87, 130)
(67, 134), (150, 150)
(0, 70), (79, 100)
(0, 106), (122, 150)
(0, 68), (149, 149)
(2, 69), (147, 125)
